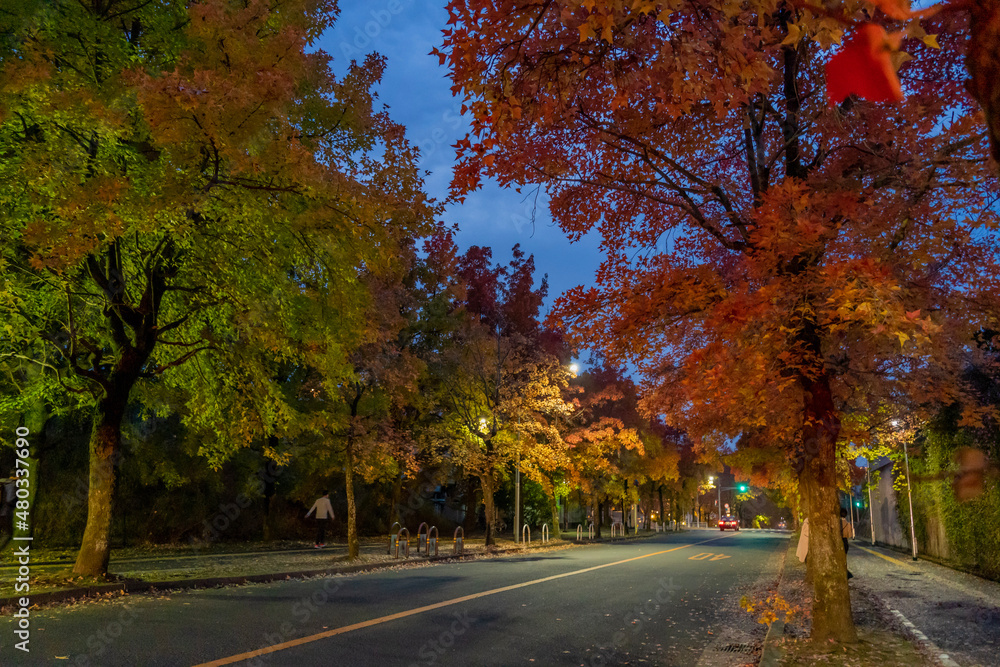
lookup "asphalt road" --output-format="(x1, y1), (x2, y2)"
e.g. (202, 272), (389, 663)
(1, 531), (788, 666)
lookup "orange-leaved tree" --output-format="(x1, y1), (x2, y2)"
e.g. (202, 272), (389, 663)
(437, 0), (1000, 642)
(562, 364), (647, 535)
(815, 0), (1000, 166)
(434, 245), (575, 546)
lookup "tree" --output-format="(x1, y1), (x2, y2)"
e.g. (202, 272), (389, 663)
(815, 0), (1000, 167)
(562, 364), (647, 534)
(434, 245), (574, 545)
(0, 0), (431, 575)
(437, 0), (999, 642)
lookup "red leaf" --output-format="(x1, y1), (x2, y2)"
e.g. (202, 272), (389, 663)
(870, 0), (912, 20)
(826, 24), (905, 106)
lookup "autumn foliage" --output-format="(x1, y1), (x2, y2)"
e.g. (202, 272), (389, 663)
(437, 0), (999, 643)
(0, 0), (431, 574)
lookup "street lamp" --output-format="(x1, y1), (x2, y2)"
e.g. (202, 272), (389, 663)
(892, 419), (918, 561)
(864, 460), (875, 545)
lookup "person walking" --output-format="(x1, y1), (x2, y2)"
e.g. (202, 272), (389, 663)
(0, 475), (15, 550)
(841, 506), (855, 579)
(305, 490), (334, 548)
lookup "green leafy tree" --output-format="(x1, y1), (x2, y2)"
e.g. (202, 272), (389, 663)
(0, 0), (431, 575)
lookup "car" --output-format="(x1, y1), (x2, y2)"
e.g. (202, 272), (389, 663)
(777, 519), (787, 530)
(719, 516), (739, 531)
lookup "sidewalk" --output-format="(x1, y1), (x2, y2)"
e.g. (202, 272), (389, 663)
(850, 541), (1000, 667)
(761, 537), (932, 666)
(0, 529), (667, 611)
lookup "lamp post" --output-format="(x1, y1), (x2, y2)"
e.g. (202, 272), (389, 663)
(848, 492), (855, 536)
(866, 460), (875, 545)
(710, 476), (720, 526)
(515, 451), (520, 543)
(893, 419), (918, 560)
(707, 476), (716, 528)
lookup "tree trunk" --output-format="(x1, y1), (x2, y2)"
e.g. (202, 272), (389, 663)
(800, 375), (857, 643)
(481, 474), (496, 546)
(389, 473), (402, 527)
(595, 498), (603, 538)
(73, 389), (129, 576)
(548, 489), (561, 540)
(658, 485), (665, 529)
(345, 438), (360, 559)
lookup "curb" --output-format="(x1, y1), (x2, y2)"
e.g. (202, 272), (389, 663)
(876, 602), (961, 667)
(759, 535), (795, 667)
(0, 532), (669, 613)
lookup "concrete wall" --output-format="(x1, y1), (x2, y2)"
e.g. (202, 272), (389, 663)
(871, 458), (909, 549)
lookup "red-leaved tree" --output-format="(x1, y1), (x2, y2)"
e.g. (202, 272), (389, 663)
(437, 0), (1000, 642)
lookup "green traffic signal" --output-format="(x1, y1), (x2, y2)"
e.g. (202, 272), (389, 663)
(737, 484), (748, 492)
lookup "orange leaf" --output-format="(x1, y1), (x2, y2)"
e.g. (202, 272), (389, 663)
(826, 24), (904, 106)
(870, 0), (912, 20)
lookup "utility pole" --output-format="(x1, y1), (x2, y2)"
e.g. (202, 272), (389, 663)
(514, 412), (523, 544)
(903, 441), (918, 560)
(867, 462), (875, 545)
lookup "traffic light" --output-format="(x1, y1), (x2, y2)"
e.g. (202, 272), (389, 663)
(855, 500), (862, 508)
(737, 483), (748, 493)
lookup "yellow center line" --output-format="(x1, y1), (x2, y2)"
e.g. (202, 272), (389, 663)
(856, 545), (919, 570)
(193, 534), (734, 666)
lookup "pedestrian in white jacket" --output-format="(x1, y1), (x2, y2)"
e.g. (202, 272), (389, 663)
(306, 491), (334, 548)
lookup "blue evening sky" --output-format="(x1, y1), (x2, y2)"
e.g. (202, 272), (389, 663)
(319, 0), (604, 313)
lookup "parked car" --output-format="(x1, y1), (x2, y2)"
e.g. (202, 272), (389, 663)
(719, 516), (739, 531)
(777, 519), (787, 530)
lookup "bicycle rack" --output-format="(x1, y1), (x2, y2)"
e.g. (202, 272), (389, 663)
(416, 521), (429, 554)
(588, 522), (595, 539)
(427, 526), (439, 557)
(454, 526), (464, 555)
(388, 521), (401, 555)
(396, 527), (410, 559)
(576, 525), (583, 541)
(522, 524), (531, 545)
(541, 524), (550, 543)
(611, 522), (623, 538)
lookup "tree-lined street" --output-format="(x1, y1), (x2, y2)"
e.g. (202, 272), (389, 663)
(3, 532), (787, 666)
(3, 0), (1000, 663)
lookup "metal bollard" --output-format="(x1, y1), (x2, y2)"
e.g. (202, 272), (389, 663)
(428, 526), (439, 557)
(454, 526), (464, 555)
(388, 521), (401, 555)
(542, 523), (549, 543)
(396, 527), (410, 559)
(522, 524), (531, 545)
(417, 522), (429, 555)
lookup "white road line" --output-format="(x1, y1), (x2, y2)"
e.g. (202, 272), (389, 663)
(194, 533), (734, 666)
